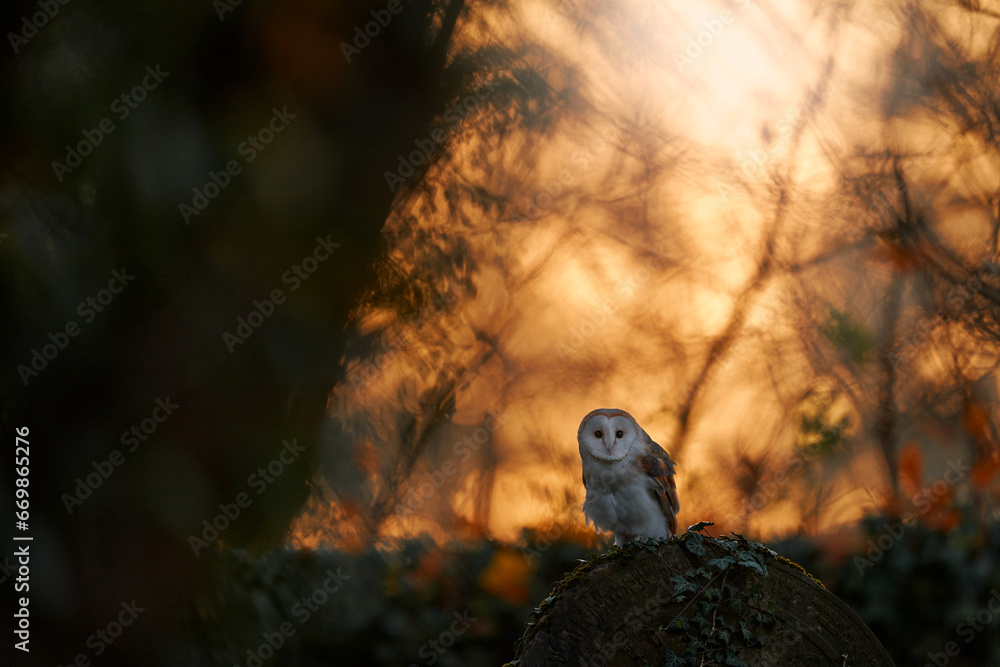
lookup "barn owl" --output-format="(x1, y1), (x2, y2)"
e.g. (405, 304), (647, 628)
(578, 408), (679, 546)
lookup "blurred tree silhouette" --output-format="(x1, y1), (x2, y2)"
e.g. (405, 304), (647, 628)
(0, 0), (551, 663)
(293, 0), (1000, 551)
(2, 0), (1000, 664)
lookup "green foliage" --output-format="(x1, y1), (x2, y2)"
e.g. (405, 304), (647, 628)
(198, 531), (592, 667)
(820, 308), (874, 364)
(773, 513), (1000, 667)
(197, 517), (999, 666)
(797, 392), (850, 458)
(660, 530), (774, 667)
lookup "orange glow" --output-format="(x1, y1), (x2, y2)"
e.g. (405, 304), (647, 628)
(479, 548), (533, 604)
(289, 0), (1000, 551)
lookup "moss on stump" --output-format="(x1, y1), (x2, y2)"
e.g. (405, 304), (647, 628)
(509, 527), (894, 667)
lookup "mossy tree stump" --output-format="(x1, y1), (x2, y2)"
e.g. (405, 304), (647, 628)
(510, 527), (894, 667)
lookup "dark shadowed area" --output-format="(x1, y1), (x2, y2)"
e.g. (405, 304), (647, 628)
(1, 0), (999, 665)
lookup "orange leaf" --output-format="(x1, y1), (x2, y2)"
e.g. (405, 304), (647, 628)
(414, 549), (444, 581)
(898, 442), (924, 498)
(963, 401), (996, 452)
(479, 547), (532, 605)
(971, 455), (1000, 490)
(870, 241), (923, 272)
(928, 505), (960, 532)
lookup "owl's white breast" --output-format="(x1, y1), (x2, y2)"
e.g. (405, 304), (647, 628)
(581, 449), (667, 540)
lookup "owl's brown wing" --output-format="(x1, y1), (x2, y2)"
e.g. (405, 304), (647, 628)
(639, 440), (679, 535)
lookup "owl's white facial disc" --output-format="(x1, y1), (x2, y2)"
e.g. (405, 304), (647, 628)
(579, 412), (635, 461)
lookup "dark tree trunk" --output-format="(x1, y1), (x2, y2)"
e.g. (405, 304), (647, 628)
(0, 0), (475, 662)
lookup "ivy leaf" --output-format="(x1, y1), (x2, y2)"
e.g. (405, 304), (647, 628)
(670, 574), (699, 594)
(708, 556), (736, 571)
(687, 521), (715, 533)
(663, 649), (688, 667)
(685, 533), (707, 556)
(731, 597), (747, 615)
(737, 553), (765, 574)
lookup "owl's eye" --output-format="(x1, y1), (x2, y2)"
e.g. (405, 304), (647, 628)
(616, 429), (624, 438)
(594, 430), (603, 438)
